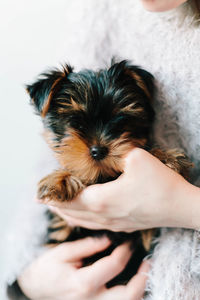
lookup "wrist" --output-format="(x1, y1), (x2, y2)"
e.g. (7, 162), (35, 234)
(167, 177), (200, 230)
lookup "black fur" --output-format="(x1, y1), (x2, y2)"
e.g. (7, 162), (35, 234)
(27, 60), (156, 286)
(27, 60), (155, 144)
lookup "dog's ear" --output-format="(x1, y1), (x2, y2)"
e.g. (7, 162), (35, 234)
(125, 64), (154, 101)
(26, 64), (73, 117)
(109, 60), (154, 101)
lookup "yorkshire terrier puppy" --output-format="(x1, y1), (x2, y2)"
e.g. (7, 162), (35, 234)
(27, 60), (191, 285)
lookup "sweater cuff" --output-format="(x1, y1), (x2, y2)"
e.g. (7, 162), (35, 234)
(7, 280), (30, 300)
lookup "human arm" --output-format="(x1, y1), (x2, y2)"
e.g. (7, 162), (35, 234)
(15, 237), (149, 300)
(45, 148), (200, 232)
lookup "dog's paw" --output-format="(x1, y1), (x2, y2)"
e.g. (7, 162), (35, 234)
(37, 175), (65, 202)
(37, 172), (85, 202)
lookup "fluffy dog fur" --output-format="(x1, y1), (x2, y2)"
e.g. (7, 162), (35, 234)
(27, 60), (192, 285)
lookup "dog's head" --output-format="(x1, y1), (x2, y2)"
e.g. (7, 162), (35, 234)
(27, 60), (155, 183)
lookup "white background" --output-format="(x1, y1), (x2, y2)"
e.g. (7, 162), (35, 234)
(0, 0), (82, 291)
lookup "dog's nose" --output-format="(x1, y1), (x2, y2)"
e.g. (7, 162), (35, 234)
(90, 145), (108, 160)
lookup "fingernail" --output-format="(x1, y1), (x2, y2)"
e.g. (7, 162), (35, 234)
(138, 260), (151, 274)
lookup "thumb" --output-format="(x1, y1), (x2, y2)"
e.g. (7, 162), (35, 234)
(51, 236), (111, 262)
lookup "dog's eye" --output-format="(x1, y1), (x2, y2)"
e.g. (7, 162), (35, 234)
(70, 119), (84, 131)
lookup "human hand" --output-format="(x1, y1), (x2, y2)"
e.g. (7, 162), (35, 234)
(46, 148), (194, 232)
(18, 237), (149, 300)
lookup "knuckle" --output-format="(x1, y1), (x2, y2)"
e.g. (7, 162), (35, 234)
(126, 148), (148, 171)
(132, 148), (146, 160)
(92, 200), (107, 213)
(80, 188), (93, 206)
(83, 185), (107, 213)
(79, 280), (93, 296)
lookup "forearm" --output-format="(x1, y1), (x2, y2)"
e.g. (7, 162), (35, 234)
(168, 178), (200, 230)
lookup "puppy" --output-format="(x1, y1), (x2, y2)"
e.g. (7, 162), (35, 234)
(27, 60), (191, 285)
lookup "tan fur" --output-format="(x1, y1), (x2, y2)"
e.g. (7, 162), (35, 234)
(120, 103), (145, 115)
(41, 67), (73, 117)
(42, 130), (192, 249)
(125, 69), (151, 100)
(150, 148), (193, 179)
(49, 227), (71, 242)
(45, 130), (146, 184)
(47, 213), (72, 244)
(39, 85), (193, 250)
(57, 97), (85, 113)
(41, 76), (64, 118)
(38, 169), (85, 202)
(141, 229), (156, 251)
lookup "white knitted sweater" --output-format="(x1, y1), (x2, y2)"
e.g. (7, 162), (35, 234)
(4, 1), (200, 299)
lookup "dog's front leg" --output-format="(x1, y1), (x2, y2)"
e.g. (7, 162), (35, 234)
(38, 170), (85, 202)
(150, 148), (193, 178)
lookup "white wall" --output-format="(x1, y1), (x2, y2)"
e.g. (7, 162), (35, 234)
(0, 1), (111, 296)
(0, 0), (82, 291)
(0, 0), (77, 224)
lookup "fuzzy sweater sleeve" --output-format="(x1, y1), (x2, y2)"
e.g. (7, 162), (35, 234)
(145, 229), (200, 300)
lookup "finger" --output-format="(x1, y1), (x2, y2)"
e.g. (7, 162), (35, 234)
(53, 208), (135, 232)
(39, 185), (104, 209)
(51, 236), (111, 262)
(91, 260), (150, 300)
(55, 207), (114, 226)
(137, 259), (151, 274)
(71, 261), (83, 268)
(49, 206), (122, 232)
(46, 197), (86, 209)
(127, 260), (150, 300)
(51, 206), (101, 223)
(56, 213), (132, 232)
(94, 286), (126, 300)
(49, 206), (134, 232)
(45, 181), (115, 211)
(79, 243), (132, 289)
(53, 212), (110, 230)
